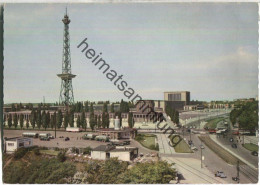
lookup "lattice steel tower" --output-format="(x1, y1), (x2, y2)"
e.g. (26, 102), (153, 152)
(57, 9), (76, 105)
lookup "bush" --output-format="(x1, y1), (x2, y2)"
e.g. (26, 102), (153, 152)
(33, 148), (40, 155)
(83, 147), (92, 155)
(57, 152), (66, 162)
(4, 158), (76, 184)
(14, 148), (28, 159)
(71, 147), (79, 154)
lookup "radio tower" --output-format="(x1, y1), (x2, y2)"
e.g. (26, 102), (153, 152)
(57, 8), (76, 105)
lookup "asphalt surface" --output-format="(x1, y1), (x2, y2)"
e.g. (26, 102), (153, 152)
(3, 129), (157, 155)
(181, 131), (253, 184)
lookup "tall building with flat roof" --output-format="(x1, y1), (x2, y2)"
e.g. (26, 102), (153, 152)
(164, 91), (190, 104)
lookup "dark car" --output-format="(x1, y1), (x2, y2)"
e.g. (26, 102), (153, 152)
(232, 177), (239, 181)
(123, 141), (131, 145)
(40, 137), (50, 141)
(65, 137), (70, 141)
(251, 151), (258, 156)
(215, 171), (227, 178)
(188, 140), (193, 145)
(231, 144), (237, 148)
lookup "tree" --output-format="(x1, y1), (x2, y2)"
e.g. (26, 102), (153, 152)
(85, 158), (128, 184)
(119, 161), (176, 184)
(120, 99), (129, 113)
(8, 115), (12, 128)
(11, 103), (16, 111)
(90, 103), (94, 113)
(173, 110), (179, 125)
(97, 115), (102, 128)
(76, 115), (81, 128)
(42, 111), (47, 130)
(53, 111), (57, 129)
(128, 112), (134, 128)
(103, 103), (108, 112)
(26, 119), (29, 129)
(13, 114), (18, 129)
(69, 111), (74, 127)
(56, 110), (63, 129)
(19, 114), (24, 129)
(89, 112), (95, 131)
(101, 113), (106, 128)
(36, 110), (42, 130)
(110, 103), (114, 113)
(81, 110), (87, 131)
(85, 101), (89, 112)
(64, 111), (69, 129)
(3, 115), (6, 127)
(46, 112), (50, 129)
(30, 109), (36, 129)
(50, 116), (54, 129)
(57, 152), (66, 162)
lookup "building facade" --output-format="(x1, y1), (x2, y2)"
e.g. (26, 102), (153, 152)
(4, 137), (33, 153)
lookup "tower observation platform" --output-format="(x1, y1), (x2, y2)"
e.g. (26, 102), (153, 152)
(57, 8), (76, 105)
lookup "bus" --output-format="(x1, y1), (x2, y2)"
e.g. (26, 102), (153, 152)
(22, 132), (39, 138)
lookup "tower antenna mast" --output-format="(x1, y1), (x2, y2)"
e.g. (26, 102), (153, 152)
(57, 8), (76, 105)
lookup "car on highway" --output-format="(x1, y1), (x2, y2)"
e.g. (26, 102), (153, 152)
(200, 145), (205, 149)
(231, 144), (237, 148)
(65, 137), (70, 141)
(229, 138), (233, 142)
(251, 151), (258, 156)
(215, 171), (227, 178)
(191, 146), (198, 151)
(188, 140), (193, 145)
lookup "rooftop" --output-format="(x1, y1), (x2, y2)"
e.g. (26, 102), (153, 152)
(92, 145), (115, 152)
(5, 137), (31, 141)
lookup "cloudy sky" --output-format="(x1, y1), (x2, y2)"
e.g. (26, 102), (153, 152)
(4, 3), (258, 103)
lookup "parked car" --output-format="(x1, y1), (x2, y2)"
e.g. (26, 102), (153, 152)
(231, 144), (237, 148)
(215, 171), (227, 178)
(123, 141), (131, 145)
(200, 145), (205, 149)
(251, 151), (258, 156)
(232, 177), (239, 181)
(40, 137), (50, 141)
(65, 137), (70, 141)
(191, 146), (198, 151)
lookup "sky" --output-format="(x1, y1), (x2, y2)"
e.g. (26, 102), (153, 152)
(3, 3), (259, 103)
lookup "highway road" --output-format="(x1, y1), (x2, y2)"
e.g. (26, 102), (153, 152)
(180, 131), (253, 183)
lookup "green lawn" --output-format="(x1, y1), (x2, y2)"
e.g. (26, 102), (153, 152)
(39, 150), (59, 156)
(170, 135), (192, 153)
(135, 134), (159, 151)
(204, 117), (225, 129)
(243, 143), (258, 152)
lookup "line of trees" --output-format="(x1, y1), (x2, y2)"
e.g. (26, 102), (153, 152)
(230, 101), (258, 132)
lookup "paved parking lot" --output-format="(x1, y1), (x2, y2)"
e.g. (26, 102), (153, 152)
(3, 129), (156, 155)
